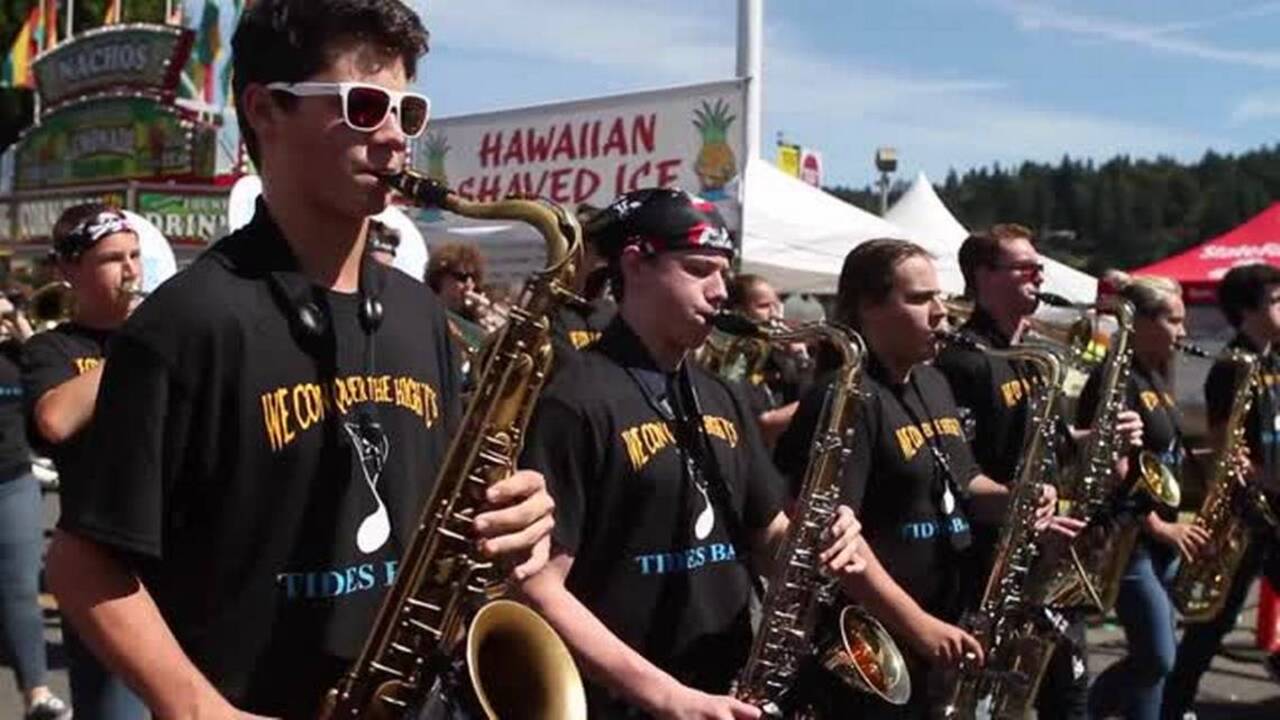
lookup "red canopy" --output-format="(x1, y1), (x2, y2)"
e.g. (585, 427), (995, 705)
(1133, 202), (1280, 304)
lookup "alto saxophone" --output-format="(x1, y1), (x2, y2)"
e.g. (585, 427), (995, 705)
(318, 170), (588, 719)
(1171, 349), (1280, 621)
(936, 333), (1069, 720)
(1029, 295), (1179, 612)
(713, 314), (910, 715)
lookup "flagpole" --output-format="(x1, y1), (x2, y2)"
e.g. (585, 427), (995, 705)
(65, 0), (73, 39)
(166, 1), (173, 24)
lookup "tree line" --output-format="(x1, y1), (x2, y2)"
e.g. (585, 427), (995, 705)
(827, 145), (1280, 274)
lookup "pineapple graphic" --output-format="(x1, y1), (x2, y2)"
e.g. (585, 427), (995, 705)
(424, 132), (451, 185)
(692, 99), (738, 199)
(419, 132), (451, 221)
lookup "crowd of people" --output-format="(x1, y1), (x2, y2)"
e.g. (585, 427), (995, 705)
(1, 1), (1279, 719)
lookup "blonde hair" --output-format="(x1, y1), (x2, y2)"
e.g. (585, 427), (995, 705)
(1118, 275), (1182, 318)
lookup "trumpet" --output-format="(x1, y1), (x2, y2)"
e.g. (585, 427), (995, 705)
(28, 281), (75, 325)
(464, 290), (509, 332)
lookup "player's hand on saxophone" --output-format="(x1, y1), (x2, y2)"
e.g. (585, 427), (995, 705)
(474, 468), (556, 581)
(818, 504), (867, 576)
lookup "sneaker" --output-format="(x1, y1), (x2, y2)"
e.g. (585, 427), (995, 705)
(25, 694), (72, 720)
(1266, 650), (1280, 684)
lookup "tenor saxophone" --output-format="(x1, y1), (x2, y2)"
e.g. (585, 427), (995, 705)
(712, 314), (910, 715)
(318, 170), (588, 719)
(1028, 295), (1179, 612)
(1171, 349), (1280, 621)
(936, 333), (1069, 720)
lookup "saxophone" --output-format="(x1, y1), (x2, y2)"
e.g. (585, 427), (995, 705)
(1171, 349), (1280, 621)
(1028, 295), (1178, 612)
(712, 314), (910, 715)
(936, 333), (1069, 720)
(318, 170), (588, 719)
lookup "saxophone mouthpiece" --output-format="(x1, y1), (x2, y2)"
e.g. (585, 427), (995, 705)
(1175, 341), (1213, 359)
(708, 311), (763, 337)
(380, 169), (451, 209)
(1035, 291), (1076, 309)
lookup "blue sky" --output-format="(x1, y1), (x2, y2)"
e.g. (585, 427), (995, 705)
(409, 0), (1280, 188)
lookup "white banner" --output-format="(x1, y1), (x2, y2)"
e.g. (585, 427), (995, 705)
(410, 80), (748, 287)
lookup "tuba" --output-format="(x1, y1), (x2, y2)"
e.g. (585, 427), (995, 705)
(936, 333), (1069, 720)
(1028, 294), (1179, 612)
(318, 170), (587, 719)
(1170, 349), (1280, 621)
(713, 314), (910, 715)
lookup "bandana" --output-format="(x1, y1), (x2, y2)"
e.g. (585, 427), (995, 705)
(587, 188), (735, 262)
(54, 210), (133, 261)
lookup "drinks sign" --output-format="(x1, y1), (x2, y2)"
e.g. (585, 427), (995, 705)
(137, 191), (229, 245)
(32, 24), (194, 114)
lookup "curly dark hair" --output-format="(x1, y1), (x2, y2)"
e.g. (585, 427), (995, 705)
(426, 243), (486, 292)
(232, 0), (430, 165)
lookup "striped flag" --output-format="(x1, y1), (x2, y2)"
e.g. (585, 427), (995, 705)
(103, 0), (123, 25)
(2, 7), (41, 88)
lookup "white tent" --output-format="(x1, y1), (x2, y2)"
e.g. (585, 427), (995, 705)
(739, 160), (964, 293)
(885, 171), (1097, 301)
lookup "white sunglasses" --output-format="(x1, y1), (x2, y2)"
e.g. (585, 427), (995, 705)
(266, 81), (431, 138)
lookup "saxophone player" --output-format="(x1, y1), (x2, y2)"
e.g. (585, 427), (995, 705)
(44, 2), (556, 717)
(518, 188), (867, 719)
(774, 239), (1063, 718)
(1077, 276), (1208, 720)
(1164, 263), (1280, 719)
(934, 224), (1140, 720)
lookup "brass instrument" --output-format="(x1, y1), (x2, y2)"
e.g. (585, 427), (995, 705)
(1171, 350), (1280, 621)
(937, 332), (1069, 720)
(1029, 294), (1179, 612)
(319, 169), (587, 719)
(714, 313), (911, 714)
(699, 315), (781, 383)
(28, 281), (75, 326)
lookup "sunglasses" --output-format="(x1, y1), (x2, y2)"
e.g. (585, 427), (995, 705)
(449, 271), (477, 283)
(992, 261), (1045, 276)
(266, 81), (431, 138)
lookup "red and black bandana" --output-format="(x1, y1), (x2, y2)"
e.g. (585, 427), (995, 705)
(587, 188), (735, 262)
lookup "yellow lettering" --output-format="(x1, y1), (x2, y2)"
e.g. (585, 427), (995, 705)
(261, 393), (283, 452)
(422, 382), (439, 427)
(274, 388), (295, 445)
(622, 428), (648, 470)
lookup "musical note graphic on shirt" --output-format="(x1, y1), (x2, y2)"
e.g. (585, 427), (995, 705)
(343, 416), (391, 554)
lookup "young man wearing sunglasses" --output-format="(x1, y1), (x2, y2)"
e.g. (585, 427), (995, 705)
(934, 224), (1140, 720)
(44, 2), (555, 717)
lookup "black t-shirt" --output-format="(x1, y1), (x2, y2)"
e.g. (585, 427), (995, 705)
(0, 339), (30, 479)
(934, 308), (1033, 485)
(1077, 361), (1184, 520)
(1205, 333), (1280, 492)
(775, 358), (978, 620)
(57, 206), (462, 717)
(551, 296), (616, 353)
(21, 322), (113, 486)
(521, 318), (786, 715)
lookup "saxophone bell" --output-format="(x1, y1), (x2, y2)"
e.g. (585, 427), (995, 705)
(820, 606), (911, 705)
(1135, 450), (1182, 510)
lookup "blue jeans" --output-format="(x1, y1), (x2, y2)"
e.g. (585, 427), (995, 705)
(64, 628), (148, 719)
(0, 472), (48, 693)
(1089, 538), (1179, 720)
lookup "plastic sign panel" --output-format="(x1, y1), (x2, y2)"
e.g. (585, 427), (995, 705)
(15, 98), (216, 190)
(136, 190), (229, 245)
(32, 24), (195, 114)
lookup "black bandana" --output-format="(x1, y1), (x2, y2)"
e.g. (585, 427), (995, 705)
(54, 210), (133, 261)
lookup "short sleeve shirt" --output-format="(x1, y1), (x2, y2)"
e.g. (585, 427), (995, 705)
(775, 358), (978, 619)
(0, 339), (30, 479)
(1205, 333), (1280, 492)
(57, 205), (463, 716)
(1078, 361), (1184, 520)
(521, 318), (786, 714)
(21, 323), (113, 485)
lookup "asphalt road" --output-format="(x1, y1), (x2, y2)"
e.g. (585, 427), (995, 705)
(3, 492), (1278, 719)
